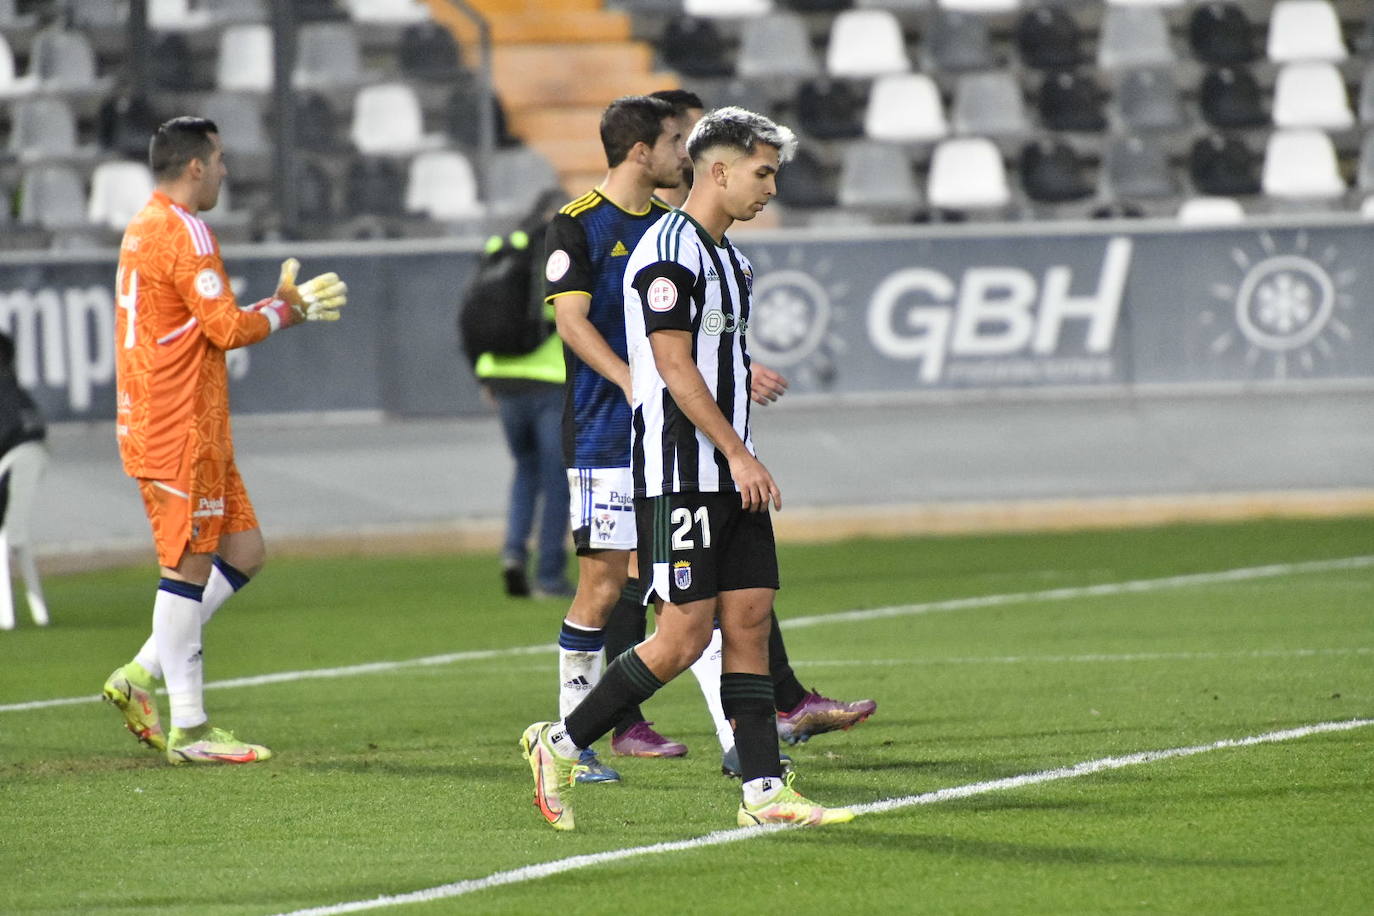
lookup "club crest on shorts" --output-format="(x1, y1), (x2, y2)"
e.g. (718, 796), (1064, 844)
(673, 559), (692, 590)
(594, 511), (615, 539)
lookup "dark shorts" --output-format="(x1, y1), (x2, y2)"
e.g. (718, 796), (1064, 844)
(635, 490), (779, 605)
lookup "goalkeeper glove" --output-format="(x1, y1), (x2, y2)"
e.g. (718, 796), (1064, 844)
(276, 258), (348, 322)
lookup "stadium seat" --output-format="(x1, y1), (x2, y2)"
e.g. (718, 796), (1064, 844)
(87, 161), (156, 231)
(8, 98), (79, 161)
(737, 11), (821, 80)
(1261, 129), (1345, 201)
(487, 147), (561, 218)
(950, 71), (1029, 139)
(1015, 4), (1081, 70)
(348, 156), (407, 217)
(775, 146), (837, 208)
(295, 92), (341, 151)
(795, 78), (865, 139)
(864, 73), (947, 142)
(660, 17), (735, 78)
(1114, 68), (1186, 133)
(203, 93), (270, 156)
(837, 142), (921, 215)
(1271, 63), (1353, 131)
(399, 22), (464, 81)
(148, 0), (211, 30)
(1188, 2), (1256, 65)
(26, 26), (100, 90)
(1362, 194), (1374, 218)
(350, 82), (432, 155)
(343, 0), (432, 22)
(1019, 138), (1093, 203)
(1189, 133), (1261, 196)
(0, 32), (14, 93)
(217, 24), (273, 92)
(68, 0), (127, 27)
(150, 32), (196, 90)
(0, 442), (50, 630)
(405, 149), (483, 221)
(296, 157), (337, 222)
(446, 81), (515, 149)
(1199, 65), (1267, 129)
(827, 10), (911, 78)
(685, 0), (774, 15)
(926, 136), (1011, 213)
(98, 92), (161, 159)
(1038, 69), (1106, 131)
(294, 21), (363, 90)
(1101, 135), (1176, 199)
(18, 166), (87, 229)
(922, 9), (995, 73)
(1176, 195), (1246, 224)
(1266, 1), (1346, 64)
(1096, 6), (1173, 71)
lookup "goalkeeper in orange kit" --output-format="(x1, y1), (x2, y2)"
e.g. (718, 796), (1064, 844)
(101, 116), (347, 765)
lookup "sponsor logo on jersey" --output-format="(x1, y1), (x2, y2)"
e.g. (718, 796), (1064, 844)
(702, 309), (748, 336)
(545, 249), (571, 283)
(673, 560), (692, 590)
(611, 240), (629, 257)
(648, 276), (677, 312)
(194, 268), (223, 299)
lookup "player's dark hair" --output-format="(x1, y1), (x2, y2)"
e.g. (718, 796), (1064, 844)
(149, 116), (219, 181)
(687, 106), (797, 165)
(600, 95), (676, 169)
(649, 89), (705, 116)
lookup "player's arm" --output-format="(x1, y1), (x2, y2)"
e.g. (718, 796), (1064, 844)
(175, 249), (344, 350)
(543, 212), (631, 401)
(553, 292), (631, 403)
(650, 329), (780, 512)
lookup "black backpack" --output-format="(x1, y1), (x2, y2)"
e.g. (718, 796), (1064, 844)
(459, 225), (550, 364)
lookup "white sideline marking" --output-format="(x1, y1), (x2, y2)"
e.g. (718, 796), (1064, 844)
(274, 718), (1374, 916)
(3, 554), (1370, 715)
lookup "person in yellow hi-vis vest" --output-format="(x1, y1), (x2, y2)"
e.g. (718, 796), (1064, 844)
(467, 190), (573, 598)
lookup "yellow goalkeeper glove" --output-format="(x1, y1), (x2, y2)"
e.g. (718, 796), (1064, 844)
(276, 258), (348, 322)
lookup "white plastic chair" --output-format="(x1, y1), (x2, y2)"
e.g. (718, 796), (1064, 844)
(684, 0), (773, 16)
(1177, 196), (1246, 224)
(350, 83), (428, 155)
(864, 73), (947, 142)
(0, 442), (49, 630)
(1261, 129), (1346, 200)
(927, 136), (1010, 211)
(216, 24), (273, 92)
(1272, 62), (1353, 130)
(88, 161), (155, 230)
(343, 0), (431, 23)
(1267, 0), (1346, 64)
(405, 149), (483, 220)
(827, 9), (911, 78)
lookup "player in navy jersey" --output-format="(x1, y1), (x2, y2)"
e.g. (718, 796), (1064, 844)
(522, 108), (852, 830)
(541, 96), (687, 780)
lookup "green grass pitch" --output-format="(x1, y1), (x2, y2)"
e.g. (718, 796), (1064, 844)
(2, 517), (1371, 914)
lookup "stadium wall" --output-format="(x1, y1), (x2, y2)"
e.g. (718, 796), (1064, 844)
(2, 217), (1371, 424)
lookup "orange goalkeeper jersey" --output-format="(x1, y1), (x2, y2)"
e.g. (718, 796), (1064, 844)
(115, 191), (274, 479)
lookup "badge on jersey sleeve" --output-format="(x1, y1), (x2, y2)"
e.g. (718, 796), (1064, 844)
(648, 276), (678, 312)
(546, 249), (570, 282)
(194, 268), (224, 299)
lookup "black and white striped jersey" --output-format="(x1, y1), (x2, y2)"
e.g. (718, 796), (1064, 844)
(623, 208), (756, 498)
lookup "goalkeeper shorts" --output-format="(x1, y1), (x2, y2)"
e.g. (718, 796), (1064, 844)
(137, 456), (258, 568)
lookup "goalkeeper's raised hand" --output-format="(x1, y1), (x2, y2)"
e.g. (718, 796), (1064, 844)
(276, 258), (348, 322)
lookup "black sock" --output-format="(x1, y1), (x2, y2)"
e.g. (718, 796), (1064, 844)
(721, 672), (779, 782)
(603, 581), (649, 736)
(565, 648), (663, 749)
(768, 610), (808, 711)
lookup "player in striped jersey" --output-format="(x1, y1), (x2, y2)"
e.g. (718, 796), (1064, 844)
(100, 117), (347, 765)
(522, 108), (851, 829)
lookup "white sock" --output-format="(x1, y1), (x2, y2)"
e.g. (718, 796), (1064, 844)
(689, 626), (734, 753)
(153, 587), (208, 730)
(742, 775), (785, 806)
(153, 582), (207, 729)
(558, 619), (604, 719)
(132, 562), (246, 680)
(547, 720), (582, 758)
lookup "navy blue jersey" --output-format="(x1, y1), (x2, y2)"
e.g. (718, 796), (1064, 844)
(544, 189), (672, 468)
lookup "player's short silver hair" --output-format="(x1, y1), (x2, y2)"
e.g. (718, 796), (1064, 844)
(687, 106), (797, 165)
